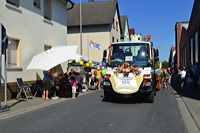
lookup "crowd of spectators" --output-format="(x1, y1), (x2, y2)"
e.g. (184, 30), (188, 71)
(41, 64), (107, 100)
(158, 62), (200, 94)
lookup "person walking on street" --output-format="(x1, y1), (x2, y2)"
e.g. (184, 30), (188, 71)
(166, 68), (172, 88)
(43, 70), (51, 100)
(94, 66), (102, 90)
(52, 72), (60, 97)
(198, 66), (200, 89)
(76, 72), (83, 93)
(191, 62), (199, 89)
(180, 67), (186, 89)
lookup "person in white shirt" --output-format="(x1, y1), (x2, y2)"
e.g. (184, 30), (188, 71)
(181, 67), (186, 79)
(180, 67), (186, 89)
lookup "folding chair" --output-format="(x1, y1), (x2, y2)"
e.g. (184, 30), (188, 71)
(16, 78), (33, 100)
(27, 82), (43, 98)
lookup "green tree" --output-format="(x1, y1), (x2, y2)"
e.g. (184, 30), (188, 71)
(155, 61), (160, 69)
(162, 61), (169, 69)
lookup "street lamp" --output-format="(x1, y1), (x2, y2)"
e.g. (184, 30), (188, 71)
(80, 0), (83, 56)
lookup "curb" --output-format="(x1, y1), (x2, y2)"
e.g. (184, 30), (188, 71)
(181, 96), (200, 131)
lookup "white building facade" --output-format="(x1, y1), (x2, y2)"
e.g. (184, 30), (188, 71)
(0, 0), (68, 82)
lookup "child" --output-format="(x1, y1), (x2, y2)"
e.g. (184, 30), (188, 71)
(94, 66), (102, 90)
(71, 76), (77, 99)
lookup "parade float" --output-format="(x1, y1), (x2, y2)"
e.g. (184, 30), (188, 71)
(102, 41), (159, 103)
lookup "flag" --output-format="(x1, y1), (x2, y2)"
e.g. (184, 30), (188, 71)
(88, 40), (101, 50)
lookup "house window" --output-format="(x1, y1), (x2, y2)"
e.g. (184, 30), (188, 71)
(44, 45), (51, 51)
(116, 21), (118, 31)
(199, 28), (200, 63)
(6, 0), (19, 7)
(116, 39), (118, 42)
(44, 0), (52, 20)
(113, 19), (115, 29)
(190, 37), (193, 65)
(112, 37), (115, 43)
(195, 32), (198, 63)
(7, 38), (20, 67)
(34, 0), (40, 8)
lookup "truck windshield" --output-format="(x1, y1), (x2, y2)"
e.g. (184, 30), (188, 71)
(110, 43), (150, 67)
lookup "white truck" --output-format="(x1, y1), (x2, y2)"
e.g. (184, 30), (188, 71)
(102, 41), (159, 103)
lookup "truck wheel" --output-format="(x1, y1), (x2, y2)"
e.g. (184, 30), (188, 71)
(147, 90), (154, 103)
(104, 91), (111, 101)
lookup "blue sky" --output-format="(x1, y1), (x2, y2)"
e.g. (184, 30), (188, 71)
(72, 0), (194, 61)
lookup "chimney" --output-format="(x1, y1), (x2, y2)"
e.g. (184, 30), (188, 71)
(129, 29), (135, 35)
(88, 0), (94, 2)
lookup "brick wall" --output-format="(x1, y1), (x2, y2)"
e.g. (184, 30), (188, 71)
(0, 80), (43, 101)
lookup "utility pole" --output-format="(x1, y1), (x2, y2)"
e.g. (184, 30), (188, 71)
(80, 0), (83, 56)
(0, 24), (9, 112)
(0, 24), (2, 111)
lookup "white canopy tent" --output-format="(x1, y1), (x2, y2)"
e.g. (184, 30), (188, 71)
(27, 45), (78, 71)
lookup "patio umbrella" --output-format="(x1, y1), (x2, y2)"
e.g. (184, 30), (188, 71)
(27, 45), (78, 71)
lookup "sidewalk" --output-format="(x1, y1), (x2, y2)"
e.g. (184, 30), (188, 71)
(172, 82), (200, 131)
(181, 88), (200, 131)
(0, 90), (94, 120)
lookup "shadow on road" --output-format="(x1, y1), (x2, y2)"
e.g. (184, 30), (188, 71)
(101, 95), (152, 104)
(171, 78), (200, 101)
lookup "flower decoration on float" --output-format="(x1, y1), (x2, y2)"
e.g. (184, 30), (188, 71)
(115, 62), (141, 77)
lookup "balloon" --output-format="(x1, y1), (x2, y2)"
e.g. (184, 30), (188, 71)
(88, 60), (92, 65)
(86, 63), (90, 67)
(79, 60), (84, 65)
(102, 62), (106, 67)
(101, 68), (107, 76)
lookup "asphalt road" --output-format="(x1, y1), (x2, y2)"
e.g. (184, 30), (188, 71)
(0, 89), (187, 133)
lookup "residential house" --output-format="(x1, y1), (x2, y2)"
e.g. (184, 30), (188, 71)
(175, 21), (189, 67)
(120, 16), (130, 42)
(0, 0), (69, 100)
(175, 0), (200, 67)
(67, 0), (121, 62)
(179, 23), (189, 67)
(130, 34), (142, 42)
(129, 28), (142, 42)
